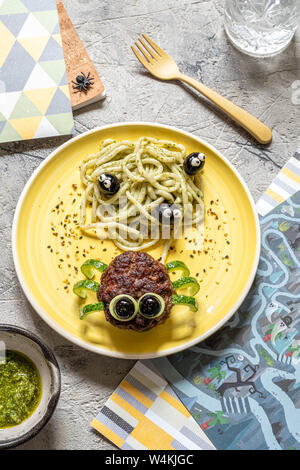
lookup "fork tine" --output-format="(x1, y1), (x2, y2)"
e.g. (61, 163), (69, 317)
(134, 41), (153, 63)
(138, 37), (158, 59)
(142, 33), (164, 56)
(131, 46), (150, 70)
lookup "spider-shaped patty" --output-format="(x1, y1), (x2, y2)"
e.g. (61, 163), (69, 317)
(97, 251), (175, 331)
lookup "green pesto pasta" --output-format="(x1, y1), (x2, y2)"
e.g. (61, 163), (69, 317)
(79, 137), (204, 262)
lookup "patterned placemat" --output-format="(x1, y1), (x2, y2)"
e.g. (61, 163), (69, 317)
(0, 0), (74, 143)
(92, 151), (300, 450)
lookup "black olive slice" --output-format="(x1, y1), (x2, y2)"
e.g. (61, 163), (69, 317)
(109, 294), (138, 321)
(139, 293), (165, 319)
(98, 173), (120, 195)
(155, 203), (182, 225)
(183, 152), (205, 175)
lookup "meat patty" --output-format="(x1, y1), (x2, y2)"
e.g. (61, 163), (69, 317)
(97, 251), (175, 332)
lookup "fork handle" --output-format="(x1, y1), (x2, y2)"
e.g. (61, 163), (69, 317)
(177, 73), (272, 145)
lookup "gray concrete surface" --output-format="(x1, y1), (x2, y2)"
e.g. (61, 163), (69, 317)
(0, 0), (299, 450)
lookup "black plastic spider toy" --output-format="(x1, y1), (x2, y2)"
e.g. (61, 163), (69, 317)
(72, 72), (94, 93)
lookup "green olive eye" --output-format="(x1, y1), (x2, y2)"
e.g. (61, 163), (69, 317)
(109, 295), (138, 322)
(139, 293), (165, 319)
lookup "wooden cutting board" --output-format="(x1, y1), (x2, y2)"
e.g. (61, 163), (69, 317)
(57, 1), (105, 110)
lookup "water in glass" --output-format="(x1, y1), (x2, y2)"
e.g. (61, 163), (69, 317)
(224, 0), (300, 57)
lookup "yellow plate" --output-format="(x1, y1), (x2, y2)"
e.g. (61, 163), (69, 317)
(12, 122), (260, 359)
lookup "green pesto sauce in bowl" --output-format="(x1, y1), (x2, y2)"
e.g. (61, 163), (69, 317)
(0, 350), (42, 429)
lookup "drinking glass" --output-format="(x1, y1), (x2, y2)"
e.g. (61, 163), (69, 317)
(224, 0), (300, 57)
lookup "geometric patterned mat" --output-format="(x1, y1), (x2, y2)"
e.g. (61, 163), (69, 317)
(0, 0), (73, 143)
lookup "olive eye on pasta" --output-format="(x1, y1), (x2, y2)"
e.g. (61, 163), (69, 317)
(98, 173), (120, 195)
(183, 152), (205, 175)
(109, 295), (138, 321)
(155, 203), (182, 225)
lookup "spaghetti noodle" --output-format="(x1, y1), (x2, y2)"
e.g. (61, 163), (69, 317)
(79, 137), (204, 262)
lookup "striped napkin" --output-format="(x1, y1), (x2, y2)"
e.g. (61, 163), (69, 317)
(91, 360), (214, 450)
(92, 151), (300, 450)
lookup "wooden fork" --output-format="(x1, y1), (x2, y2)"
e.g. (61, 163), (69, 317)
(132, 34), (272, 145)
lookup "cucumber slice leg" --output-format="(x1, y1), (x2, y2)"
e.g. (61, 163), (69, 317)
(165, 260), (190, 278)
(73, 280), (99, 298)
(80, 302), (104, 320)
(172, 295), (198, 312)
(172, 277), (200, 296)
(81, 259), (107, 280)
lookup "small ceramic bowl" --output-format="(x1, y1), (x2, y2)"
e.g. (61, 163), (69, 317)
(0, 325), (61, 449)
